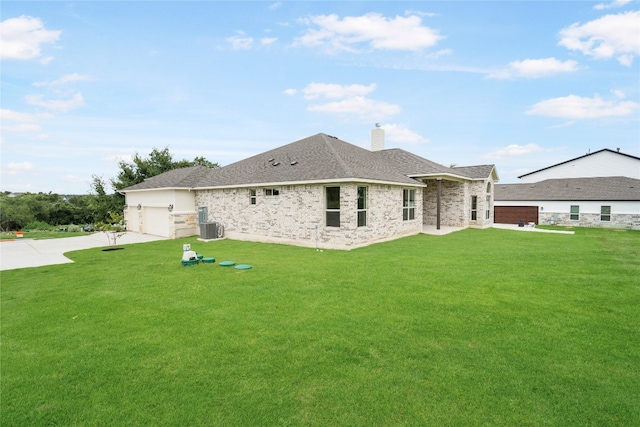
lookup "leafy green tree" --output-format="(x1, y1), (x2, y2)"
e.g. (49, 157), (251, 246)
(90, 176), (124, 224)
(67, 195), (95, 224)
(0, 193), (34, 230)
(111, 147), (219, 191)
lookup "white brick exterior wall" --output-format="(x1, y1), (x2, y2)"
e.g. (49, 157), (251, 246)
(195, 183), (423, 250)
(422, 179), (494, 228)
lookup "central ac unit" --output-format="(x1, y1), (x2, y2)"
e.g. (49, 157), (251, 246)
(199, 222), (218, 239)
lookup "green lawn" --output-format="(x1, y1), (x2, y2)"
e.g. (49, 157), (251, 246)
(0, 230), (87, 240)
(2, 228), (639, 426)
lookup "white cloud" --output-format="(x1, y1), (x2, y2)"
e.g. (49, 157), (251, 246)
(527, 94), (639, 119)
(33, 73), (93, 87)
(268, 2), (282, 10)
(558, 11), (640, 66)
(594, 0), (631, 10)
(25, 93), (85, 113)
(2, 123), (42, 133)
(295, 12), (444, 53)
(610, 89), (626, 99)
(1, 108), (38, 122)
(63, 174), (90, 184)
(0, 15), (61, 60)
(5, 162), (35, 175)
(294, 82), (400, 120)
(382, 123), (428, 145)
(482, 144), (544, 160)
(488, 58), (580, 79)
(308, 96), (400, 120)
(227, 32), (253, 50)
(302, 82), (376, 100)
(261, 37), (277, 46)
(105, 154), (133, 164)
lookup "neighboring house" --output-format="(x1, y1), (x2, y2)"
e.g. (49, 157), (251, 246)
(121, 130), (498, 249)
(495, 177), (640, 228)
(518, 148), (640, 183)
(494, 148), (640, 229)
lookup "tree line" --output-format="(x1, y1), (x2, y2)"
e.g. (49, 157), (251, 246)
(1, 148), (218, 231)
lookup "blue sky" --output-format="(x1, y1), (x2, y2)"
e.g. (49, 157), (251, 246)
(1, 1), (639, 194)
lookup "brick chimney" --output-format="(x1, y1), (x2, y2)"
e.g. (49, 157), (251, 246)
(371, 124), (384, 151)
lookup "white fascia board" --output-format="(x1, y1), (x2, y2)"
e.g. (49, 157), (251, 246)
(194, 177), (426, 191)
(408, 173), (468, 182)
(121, 187), (191, 193)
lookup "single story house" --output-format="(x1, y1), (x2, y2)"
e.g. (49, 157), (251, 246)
(121, 130), (499, 249)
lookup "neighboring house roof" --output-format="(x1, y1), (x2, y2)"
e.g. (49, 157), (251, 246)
(518, 149), (640, 179)
(495, 177), (640, 201)
(121, 133), (496, 192)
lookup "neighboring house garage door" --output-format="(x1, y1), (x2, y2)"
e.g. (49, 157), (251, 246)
(494, 206), (539, 225)
(144, 207), (170, 237)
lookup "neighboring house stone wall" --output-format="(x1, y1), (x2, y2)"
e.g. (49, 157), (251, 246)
(195, 183), (423, 250)
(496, 200), (640, 230)
(540, 212), (640, 230)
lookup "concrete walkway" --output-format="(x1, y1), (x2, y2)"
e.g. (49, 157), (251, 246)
(491, 223), (575, 234)
(0, 232), (166, 271)
(422, 224), (574, 236)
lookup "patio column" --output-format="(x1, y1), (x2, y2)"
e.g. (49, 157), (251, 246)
(436, 179), (441, 230)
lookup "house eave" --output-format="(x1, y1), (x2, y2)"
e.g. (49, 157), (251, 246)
(194, 177), (427, 191)
(121, 187), (193, 193)
(409, 173), (468, 182)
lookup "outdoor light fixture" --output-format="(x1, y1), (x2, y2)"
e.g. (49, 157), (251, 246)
(168, 204), (174, 212)
(137, 204), (142, 210)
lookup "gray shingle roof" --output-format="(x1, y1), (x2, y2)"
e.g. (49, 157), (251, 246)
(122, 133), (496, 192)
(121, 165), (213, 191)
(453, 164), (497, 180)
(495, 177), (640, 201)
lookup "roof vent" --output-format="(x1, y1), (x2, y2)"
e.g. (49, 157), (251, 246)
(268, 158), (274, 162)
(290, 161), (298, 166)
(272, 161), (280, 166)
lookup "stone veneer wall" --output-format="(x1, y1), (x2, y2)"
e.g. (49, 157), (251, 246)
(169, 212), (198, 238)
(540, 212), (640, 230)
(422, 179), (493, 228)
(195, 183), (423, 250)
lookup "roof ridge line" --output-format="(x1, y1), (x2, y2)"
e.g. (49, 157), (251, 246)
(321, 134), (353, 177)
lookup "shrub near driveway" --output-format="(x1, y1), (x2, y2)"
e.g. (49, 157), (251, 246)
(1, 228), (639, 426)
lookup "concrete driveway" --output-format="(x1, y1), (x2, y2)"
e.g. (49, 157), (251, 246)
(0, 232), (166, 271)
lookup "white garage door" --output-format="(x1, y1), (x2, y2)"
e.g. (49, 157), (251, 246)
(144, 207), (170, 237)
(125, 209), (141, 233)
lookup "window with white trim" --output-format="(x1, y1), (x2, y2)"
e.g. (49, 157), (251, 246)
(600, 205), (611, 222)
(249, 189), (256, 205)
(485, 195), (491, 220)
(265, 188), (279, 196)
(326, 186), (340, 227)
(403, 189), (415, 221)
(471, 195), (477, 220)
(570, 205), (579, 221)
(357, 186), (367, 227)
